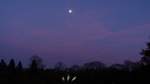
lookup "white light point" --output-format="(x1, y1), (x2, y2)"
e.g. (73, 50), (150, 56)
(68, 9), (73, 14)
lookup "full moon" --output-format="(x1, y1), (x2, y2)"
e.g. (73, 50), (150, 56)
(68, 9), (73, 14)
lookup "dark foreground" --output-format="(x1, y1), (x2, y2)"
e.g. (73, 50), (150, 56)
(0, 65), (150, 84)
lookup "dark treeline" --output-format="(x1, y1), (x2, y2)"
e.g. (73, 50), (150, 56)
(1, 42), (150, 84)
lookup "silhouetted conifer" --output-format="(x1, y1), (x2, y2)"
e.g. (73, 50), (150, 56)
(16, 61), (23, 71)
(0, 59), (7, 71)
(30, 59), (38, 71)
(8, 59), (16, 71)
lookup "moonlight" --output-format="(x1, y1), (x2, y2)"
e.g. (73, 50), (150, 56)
(68, 9), (73, 14)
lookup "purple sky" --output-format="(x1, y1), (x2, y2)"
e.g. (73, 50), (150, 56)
(0, 0), (150, 66)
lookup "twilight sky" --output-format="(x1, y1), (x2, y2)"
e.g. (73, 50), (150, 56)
(0, 0), (150, 66)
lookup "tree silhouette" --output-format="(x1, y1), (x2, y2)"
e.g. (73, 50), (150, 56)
(16, 61), (23, 71)
(124, 60), (140, 71)
(0, 57), (149, 84)
(54, 62), (66, 71)
(8, 59), (16, 71)
(110, 64), (125, 70)
(1, 40), (150, 84)
(70, 65), (80, 71)
(30, 59), (38, 71)
(83, 61), (105, 70)
(0, 59), (7, 71)
(29, 55), (44, 71)
(141, 42), (150, 65)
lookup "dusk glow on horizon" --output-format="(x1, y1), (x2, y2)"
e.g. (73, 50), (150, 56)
(0, 0), (150, 66)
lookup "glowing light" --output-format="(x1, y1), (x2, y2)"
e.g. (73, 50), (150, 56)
(71, 76), (77, 82)
(61, 74), (77, 82)
(68, 9), (73, 14)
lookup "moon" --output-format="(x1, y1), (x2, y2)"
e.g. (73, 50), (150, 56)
(68, 9), (73, 14)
